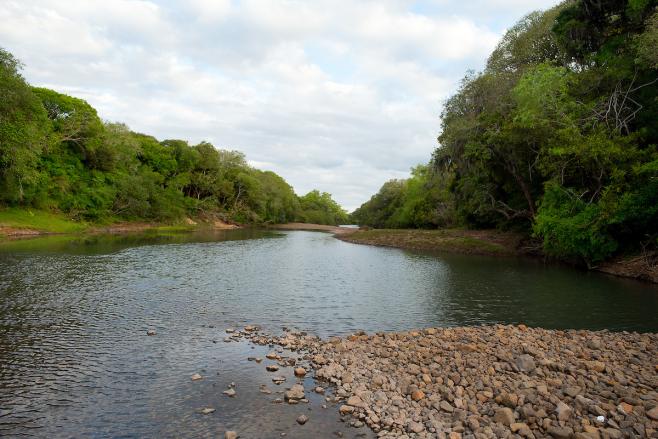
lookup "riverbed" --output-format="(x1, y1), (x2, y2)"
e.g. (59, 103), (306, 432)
(0, 230), (656, 438)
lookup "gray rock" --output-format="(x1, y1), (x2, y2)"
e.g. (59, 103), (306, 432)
(296, 414), (308, 425)
(515, 354), (536, 373)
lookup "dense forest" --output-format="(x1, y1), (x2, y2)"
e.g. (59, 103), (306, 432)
(0, 49), (348, 226)
(352, 0), (658, 267)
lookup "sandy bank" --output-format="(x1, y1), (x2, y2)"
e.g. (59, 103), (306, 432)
(269, 222), (359, 235)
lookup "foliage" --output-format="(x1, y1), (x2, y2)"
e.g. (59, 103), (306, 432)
(354, 0), (658, 266)
(351, 165), (454, 228)
(297, 190), (349, 225)
(0, 48), (343, 226)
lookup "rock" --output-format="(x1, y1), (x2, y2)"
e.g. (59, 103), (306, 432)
(407, 421), (424, 433)
(266, 364), (280, 372)
(548, 426), (574, 439)
(244, 325), (258, 332)
(146, 330), (156, 336)
(296, 414), (308, 425)
(266, 352), (279, 360)
(294, 367), (306, 377)
(618, 402), (633, 414)
(411, 390), (425, 401)
(586, 361), (606, 373)
(500, 392), (519, 408)
(259, 385), (272, 394)
(555, 401), (572, 421)
(312, 354), (327, 365)
(347, 395), (363, 407)
(563, 386), (581, 398)
(284, 384), (305, 402)
(511, 422), (529, 433)
(272, 376), (286, 384)
(314, 386), (325, 394)
(219, 324), (658, 439)
(587, 338), (601, 349)
(191, 373), (202, 381)
(647, 406), (658, 420)
(225, 328), (235, 333)
(225, 432), (238, 439)
(200, 407), (215, 414)
(439, 400), (454, 412)
(515, 354), (536, 373)
(448, 433), (461, 439)
(223, 388), (236, 397)
(494, 407), (514, 426)
(339, 405), (355, 415)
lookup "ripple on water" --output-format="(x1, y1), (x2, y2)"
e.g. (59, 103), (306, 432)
(0, 229), (656, 437)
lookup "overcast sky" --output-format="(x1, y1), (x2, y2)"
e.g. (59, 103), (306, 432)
(1, 0), (557, 211)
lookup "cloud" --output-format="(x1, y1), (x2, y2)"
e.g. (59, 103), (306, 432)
(0, 0), (559, 211)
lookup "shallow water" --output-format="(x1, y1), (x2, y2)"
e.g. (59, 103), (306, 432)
(0, 229), (656, 438)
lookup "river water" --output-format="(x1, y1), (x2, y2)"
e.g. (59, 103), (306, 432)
(0, 229), (656, 438)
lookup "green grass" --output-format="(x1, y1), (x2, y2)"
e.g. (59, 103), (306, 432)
(0, 208), (88, 234)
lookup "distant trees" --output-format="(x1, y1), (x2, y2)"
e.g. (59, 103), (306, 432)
(353, 0), (658, 267)
(0, 48), (345, 225)
(297, 190), (349, 225)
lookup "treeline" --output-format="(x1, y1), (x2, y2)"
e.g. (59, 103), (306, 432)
(352, 0), (658, 266)
(0, 49), (347, 226)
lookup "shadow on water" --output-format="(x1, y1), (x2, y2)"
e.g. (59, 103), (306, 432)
(0, 228), (282, 255)
(0, 229), (656, 437)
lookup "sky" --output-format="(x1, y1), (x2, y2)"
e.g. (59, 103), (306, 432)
(1, 0), (558, 211)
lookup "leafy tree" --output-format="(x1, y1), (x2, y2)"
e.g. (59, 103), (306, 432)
(0, 48), (51, 203)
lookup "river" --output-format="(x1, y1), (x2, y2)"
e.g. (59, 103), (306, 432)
(0, 229), (656, 438)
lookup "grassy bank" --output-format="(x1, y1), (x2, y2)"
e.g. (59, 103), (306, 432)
(0, 208), (89, 236)
(0, 208), (231, 239)
(339, 228), (524, 256)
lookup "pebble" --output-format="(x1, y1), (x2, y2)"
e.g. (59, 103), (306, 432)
(146, 330), (156, 336)
(225, 431), (238, 439)
(224, 324), (658, 439)
(294, 367), (306, 377)
(200, 407), (215, 415)
(296, 414), (309, 425)
(266, 364), (280, 372)
(223, 388), (236, 397)
(191, 373), (202, 381)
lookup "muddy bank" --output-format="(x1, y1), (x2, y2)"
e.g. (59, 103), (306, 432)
(230, 324), (658, 439)
(338, 229), (526, 257)
(339, 229), (658, 284)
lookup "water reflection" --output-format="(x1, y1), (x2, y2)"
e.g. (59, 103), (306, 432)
(0, 229), (656, 437)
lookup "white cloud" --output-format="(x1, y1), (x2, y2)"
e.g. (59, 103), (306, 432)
(0, 0), (560, 211)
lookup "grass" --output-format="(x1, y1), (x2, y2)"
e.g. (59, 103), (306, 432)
(0, 208), (89, 234)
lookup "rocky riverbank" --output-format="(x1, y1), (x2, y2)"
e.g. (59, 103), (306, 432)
(229, 324), (658, 438)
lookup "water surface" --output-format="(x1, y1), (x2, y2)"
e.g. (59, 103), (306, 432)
(1, 229), (656, 438)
